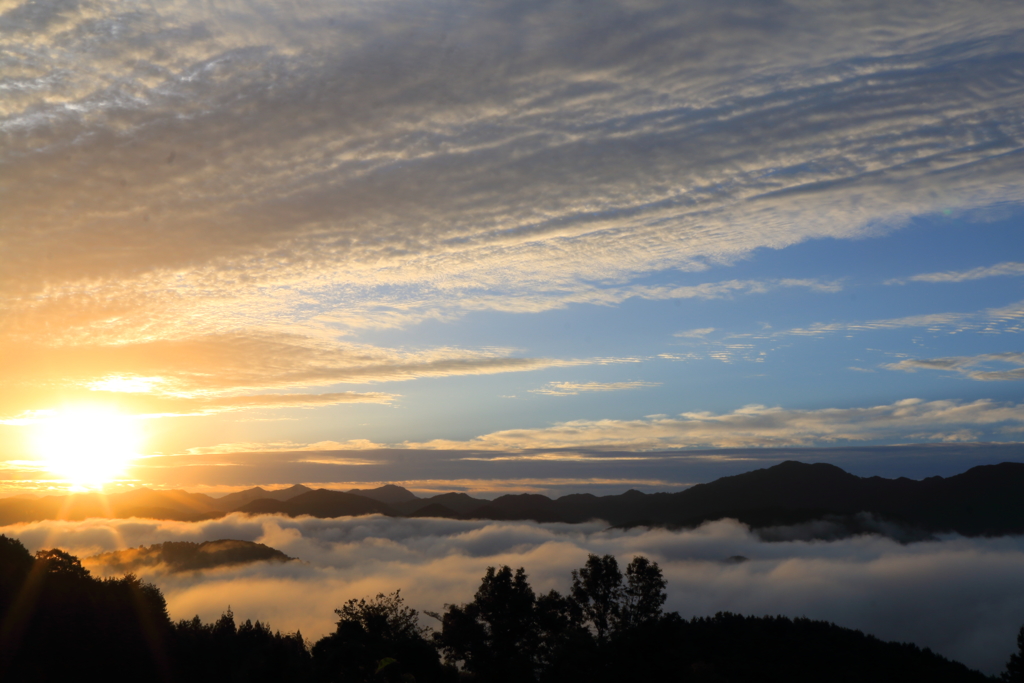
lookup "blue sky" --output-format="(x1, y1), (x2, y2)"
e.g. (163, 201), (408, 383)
(2, 0), (1024, 495)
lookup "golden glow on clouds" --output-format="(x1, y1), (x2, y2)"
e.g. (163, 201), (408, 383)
(1, 0), (1023, 494)
(88, 375), (165, 393)
(32, 407), (143, 488)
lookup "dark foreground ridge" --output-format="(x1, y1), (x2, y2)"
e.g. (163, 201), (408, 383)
(2, 534), (1018, 683)
(3, 461), (1024, 539)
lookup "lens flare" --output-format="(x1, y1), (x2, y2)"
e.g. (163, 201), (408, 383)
(33, 407), (143, 488)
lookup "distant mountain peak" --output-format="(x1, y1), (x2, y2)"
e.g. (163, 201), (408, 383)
(211, 483), (311, 511)
(346, 484), (418, 505)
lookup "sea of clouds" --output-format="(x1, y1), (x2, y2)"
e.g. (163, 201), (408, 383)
(3, 513), (1023, 675)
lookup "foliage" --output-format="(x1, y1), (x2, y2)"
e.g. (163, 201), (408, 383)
(621, 555), (667, 629)
(314, 590), (452, 683)
(432, 566), (541, 682)
(34, 548), (91, 580)
(336, 590), (429, 643)
(433, 555), (668, 681)
(570, 554), (622, 643)
(1005, 625), (1024, 682)
(0, 537), (175, 682)
(173, 608), (312, 683)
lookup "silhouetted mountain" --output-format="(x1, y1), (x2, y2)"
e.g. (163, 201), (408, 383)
(408, 503), (461, 519)
(87, 539), (295, 573)
(346, 483), (419, 505)
(391, 492), (489, 516)
(0, 487), (221, 525)
(472, 493), (567, 522)
(456, 461), (1024, 537)
(233, 461), (1024, 538)
(236, 488), (393, 518)
(7, 462), (1024, 540)
(212, 484), (312, 511)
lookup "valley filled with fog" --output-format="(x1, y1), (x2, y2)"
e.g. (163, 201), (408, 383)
(3, 513), (1022, 674)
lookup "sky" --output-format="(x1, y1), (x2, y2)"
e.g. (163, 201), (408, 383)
(3, 0), (1024, 496)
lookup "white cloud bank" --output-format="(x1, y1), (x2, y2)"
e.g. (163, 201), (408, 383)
(2, 514), (1022, 675)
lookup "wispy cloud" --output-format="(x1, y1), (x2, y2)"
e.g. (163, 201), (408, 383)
(3, 0), (1023, 366)
(675, 328), (716, 338)
(530, 381), (661, 396)
(183, 440), (388, 456)
(888, 261), (1024, 284)
(784, 299), (1024, 337)
(0, 332), (649, 419)
(409, 398), (1024, 450)
(0, 391), (397, 424)
(885, 352), (1024, 381)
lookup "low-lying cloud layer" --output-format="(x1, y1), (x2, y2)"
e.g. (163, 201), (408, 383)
(2, 514), (1022, 674)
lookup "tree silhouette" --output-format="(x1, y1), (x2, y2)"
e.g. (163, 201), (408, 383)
(313, 590), (449, 682)
(336, 590), (427, 643)
(435, 557), (669, 682)
(34, 548), (91, 580)
(0, 539), (175, 682)
(172, 606), (311, 682)
(621, 555), (667, 629)
(1005, 625), (1024, 682)
(570, 554), (623, 643)
(433, 566), (539, 682)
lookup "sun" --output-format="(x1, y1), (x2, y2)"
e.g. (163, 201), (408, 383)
(33, 407), (143, 488)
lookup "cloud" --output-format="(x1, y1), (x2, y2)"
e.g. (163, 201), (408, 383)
(784, 299), (1024, 337)
(2, 514), (1022, 674)
(392, 279), (841, 325)
(674, 328), (716, 338)
(408, 398), (1024, 450)
(2, 0), (1024, 361)
(530, 380), (661, 396)
(889, 261), (1024, 284)
(885, 352), (1024, 381)
(0, 332), (649, 419)
(183, 440), (388, 456)
(0, 389), (395, 423)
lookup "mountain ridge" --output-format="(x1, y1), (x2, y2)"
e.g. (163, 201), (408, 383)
(3, 461), (1024, 539)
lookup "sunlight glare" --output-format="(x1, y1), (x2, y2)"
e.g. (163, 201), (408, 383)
(33, 407), (143, 488)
